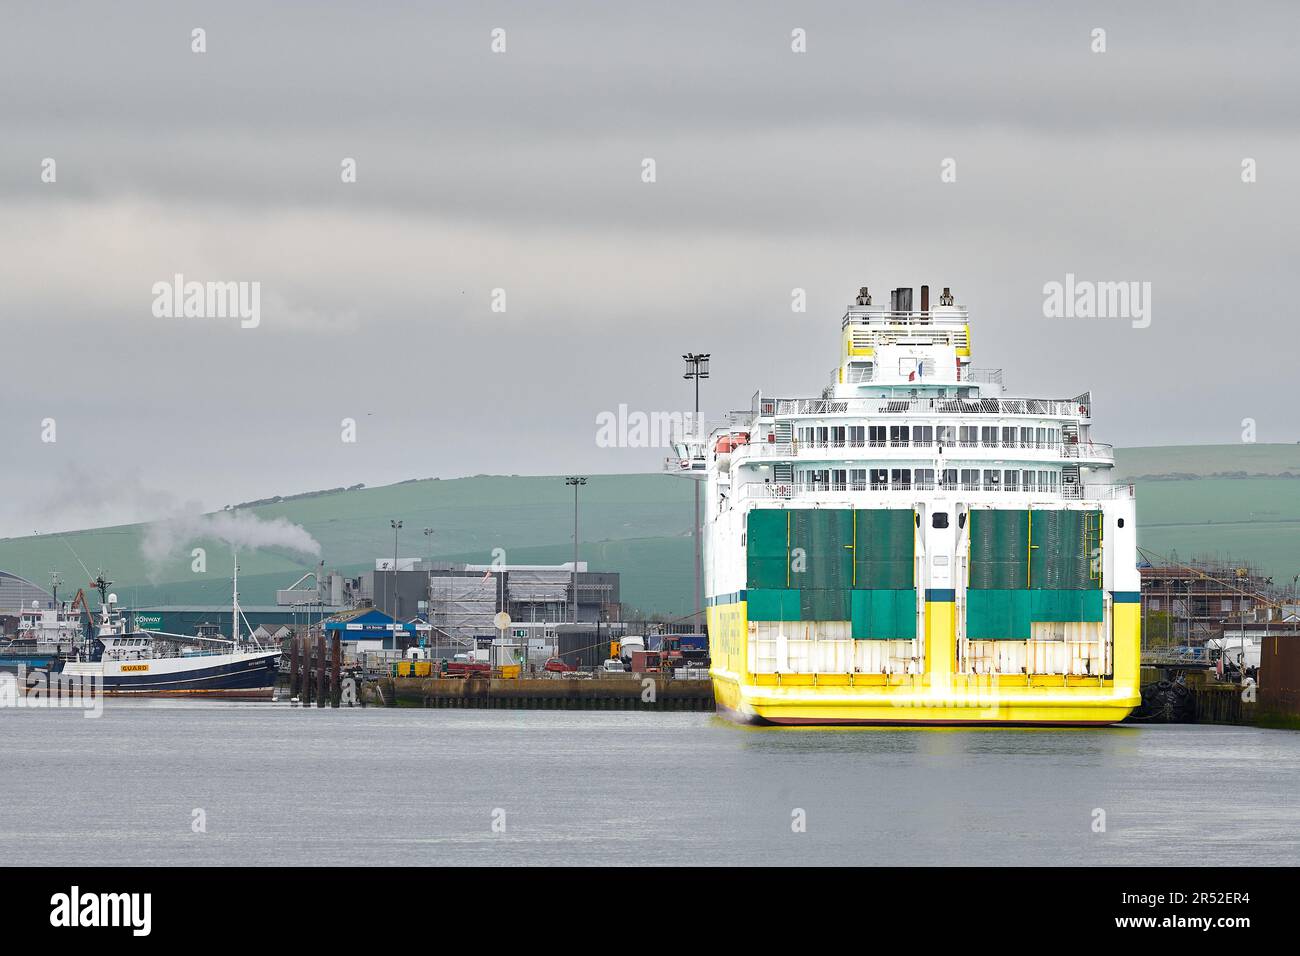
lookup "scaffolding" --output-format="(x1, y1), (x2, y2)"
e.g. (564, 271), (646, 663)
(1139, 550), (1287, 648)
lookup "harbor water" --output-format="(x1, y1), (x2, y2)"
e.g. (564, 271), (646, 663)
(2, 703), (1298, 866)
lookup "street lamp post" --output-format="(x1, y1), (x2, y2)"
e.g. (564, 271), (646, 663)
(390, 519), (403, 648)
(683, 353), (710, 629)
(423, 528), (435, 655)
(565, 477), (587, 624)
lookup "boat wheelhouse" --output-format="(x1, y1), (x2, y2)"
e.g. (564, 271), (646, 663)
(668, 283), (1141, 725)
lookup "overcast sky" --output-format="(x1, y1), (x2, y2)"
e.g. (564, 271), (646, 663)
(2, 1), (1298, 537)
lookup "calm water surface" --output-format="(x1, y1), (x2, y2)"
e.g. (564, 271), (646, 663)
(2, 702), (1298, 865)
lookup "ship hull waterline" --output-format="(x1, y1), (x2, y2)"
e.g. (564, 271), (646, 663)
(60, 652), (281, 700)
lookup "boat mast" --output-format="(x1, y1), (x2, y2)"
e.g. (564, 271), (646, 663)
(232, 554), (240, 645)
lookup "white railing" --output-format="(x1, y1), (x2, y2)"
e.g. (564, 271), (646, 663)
(662, 455), (706, 474)
(964, 368), (1004, 386)
(735, 438), (1114, 463)
(740, 481), (1132, 501)
(841, 309), (969, 329)
(766, 396), (1090, 418)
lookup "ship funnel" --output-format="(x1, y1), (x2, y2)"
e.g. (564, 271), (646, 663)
(855, 286), (871, 306)
(890, 287), (913, 313)
(921, 285), (930, 311)
(940, 287), (954, 306)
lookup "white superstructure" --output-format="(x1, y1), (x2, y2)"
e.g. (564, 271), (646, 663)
(668, 283), (1141, 725)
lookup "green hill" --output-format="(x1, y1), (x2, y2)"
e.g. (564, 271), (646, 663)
(1, 445), (1296, 615)
(0, 475), (696, 617)
(1114, 443), (1300, 480)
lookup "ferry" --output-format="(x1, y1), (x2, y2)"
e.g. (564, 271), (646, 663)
(60, 568), (281, 699)
(668, 283), (1140, 725)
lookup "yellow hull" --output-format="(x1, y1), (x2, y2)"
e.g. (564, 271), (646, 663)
(707, 598), (1141, 726)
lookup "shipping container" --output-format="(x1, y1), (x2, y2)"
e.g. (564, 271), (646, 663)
(556, 624), (608, 670)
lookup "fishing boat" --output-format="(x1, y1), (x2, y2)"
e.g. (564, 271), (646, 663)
(0, 574), (88, 674)
(60, 566), (281, 698)
(668, 282), (1141, 725)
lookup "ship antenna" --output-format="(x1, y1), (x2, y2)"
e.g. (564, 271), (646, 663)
(58, 535), (95, 583)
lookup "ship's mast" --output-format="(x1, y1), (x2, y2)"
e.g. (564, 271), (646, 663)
(232, 554), (240, 645)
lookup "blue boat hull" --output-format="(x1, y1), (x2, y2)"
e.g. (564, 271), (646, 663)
(101, 654), (281, 698)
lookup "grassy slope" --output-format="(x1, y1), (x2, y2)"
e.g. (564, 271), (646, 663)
(2, 446), (1296, 614)
(1115, 443), (1300, 479)
(0, 475), (695, 617)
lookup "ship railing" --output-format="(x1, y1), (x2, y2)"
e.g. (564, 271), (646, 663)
(733, 440), (795, 458)
(841, 309), (969, 330)
(1142, 645), (1212, 667)
(766, 396), (1089, 418)
(964, 368), (1004, 386)
(746, 438), (1114, 463)
(662, 455), (706, 474)
(739, 481), (1133, 502)
(1060, 441), (1115, 461)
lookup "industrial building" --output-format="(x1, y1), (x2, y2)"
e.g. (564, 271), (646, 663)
(1140, 556), (1294, 647)
(267, 559), (624, 661)
(361, 562), (617, 626)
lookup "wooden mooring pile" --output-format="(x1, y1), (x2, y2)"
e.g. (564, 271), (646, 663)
(287, 633), (349, 707)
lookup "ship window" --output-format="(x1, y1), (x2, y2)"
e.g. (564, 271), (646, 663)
(890, 425), (910, 447)
(815, 427), (829, 447)
(932, 512), (949, 529)
(891, 468), (912, 489)
(831, 469), (847, 487)
(830, 426), (846, 447)
(983, 469), (1001, 490)
(915, 468), (934, 488)
(1004, 470), (1020, 491)
(850, 468), (867, 490)
(1036, 427), (1050, 447)
(869, 426), (887, 447)
(942, 468), (957, 489)
(1118, 518), (1125, 528)
(959, 426), (978, 447)
(870, 468), (888, 489)
(1020, 427), (1034, 447)
(1022, 469), (1036, 491)
(980, 426), (999, 447)
(1001, 427), (1017, 447)
(913, 425), (934, 446)
(936, 425), (955, 446)
(848, 426), (865, 447)
(960, 468), (980, 490)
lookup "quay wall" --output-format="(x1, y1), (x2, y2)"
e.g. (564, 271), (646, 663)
(365, 676), (717, 711)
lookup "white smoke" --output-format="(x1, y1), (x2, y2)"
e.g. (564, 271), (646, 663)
(142, 510), (322, 565)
